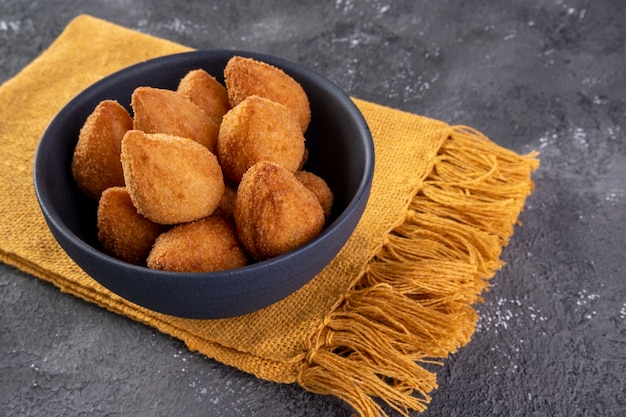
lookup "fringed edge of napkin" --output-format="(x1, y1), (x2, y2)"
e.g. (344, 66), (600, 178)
(297, 126), (539, 417)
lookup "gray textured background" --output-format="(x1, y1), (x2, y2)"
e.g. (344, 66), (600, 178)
(1, 1), (624, 416)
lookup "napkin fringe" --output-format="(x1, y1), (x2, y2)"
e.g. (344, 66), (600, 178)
(298, 126), (539, 417)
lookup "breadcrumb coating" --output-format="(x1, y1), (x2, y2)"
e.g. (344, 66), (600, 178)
(132, 86), (219, 153)
(97, 187), (166, 265)
(217, 95), (305, 183)
(147, 216), (247, 272)
(235, 161), (325, 260)
(71, 100), (132, 199)
(121, 130), (224, 225)
(224, 56), (311, 132)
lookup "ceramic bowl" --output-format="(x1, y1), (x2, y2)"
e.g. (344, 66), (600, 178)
(33, 50), (374, 319)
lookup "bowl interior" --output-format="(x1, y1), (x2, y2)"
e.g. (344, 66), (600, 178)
(34, 50), (374, 318)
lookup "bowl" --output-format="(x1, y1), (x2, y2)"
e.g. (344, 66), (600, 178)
(33, 50), (374, 319)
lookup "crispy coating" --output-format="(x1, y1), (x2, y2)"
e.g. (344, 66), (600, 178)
(121, 130), (225, 225)
(214, 180), (238, 221)
(147, 216), (248, 272)
(294, 171), (334, 222)
(131, 86), (219, 153)
(217, 95), (305, 183)
(235, 161), (325, 260)
(71, 100), (132, 199)
(298, 148), (309, 171)
(224, 56), (311, 132)
(177, 69), (230, 124)
(97, 187), (166, 265)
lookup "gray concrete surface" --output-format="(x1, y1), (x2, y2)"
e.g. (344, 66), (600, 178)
(1, 0), (624, 416)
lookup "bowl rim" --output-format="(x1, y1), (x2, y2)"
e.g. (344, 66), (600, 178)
(33, 49), (375, 317)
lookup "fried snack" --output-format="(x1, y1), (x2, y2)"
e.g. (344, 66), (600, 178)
(71, 100), (132, 199)
(217, 95), (305, 183)
(214, 180), (238, 221)
(131, 86), (219, 153)
(121, 130), (225, 225)
(235, 161), (325, 260)
(294, 171), (334, 222)
(147, 216), (248, 272)
(177, 69), (230, 124)
(298, 148), (309, 171)
(224, 56), (311, 132)
(97, 187), (166, 265)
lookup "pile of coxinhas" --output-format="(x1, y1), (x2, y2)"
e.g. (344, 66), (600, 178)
(71, 56), (333, 272)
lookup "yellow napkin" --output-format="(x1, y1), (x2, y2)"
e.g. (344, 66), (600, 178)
(0, 15), (538, 417)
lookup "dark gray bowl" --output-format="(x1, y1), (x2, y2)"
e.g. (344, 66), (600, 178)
(33, 50), (374, 319)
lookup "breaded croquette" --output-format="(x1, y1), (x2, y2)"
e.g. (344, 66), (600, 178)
(97, 187), (166, 266)
(294, 171), (334, 222)
(235, 161), (325, 260)
(224, 56), (311, 132)
(214, 180), (238, 221)
(147, 216), (248, 272)
(177, 69), (230, 125)
(131, 86), (219, 153)
(217, 95), (305, 183)
(71, 100), (132, 199)
(121, 130), (225, 225)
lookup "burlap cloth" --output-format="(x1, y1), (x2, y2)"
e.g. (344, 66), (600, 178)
(0, 15), (539, 417)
